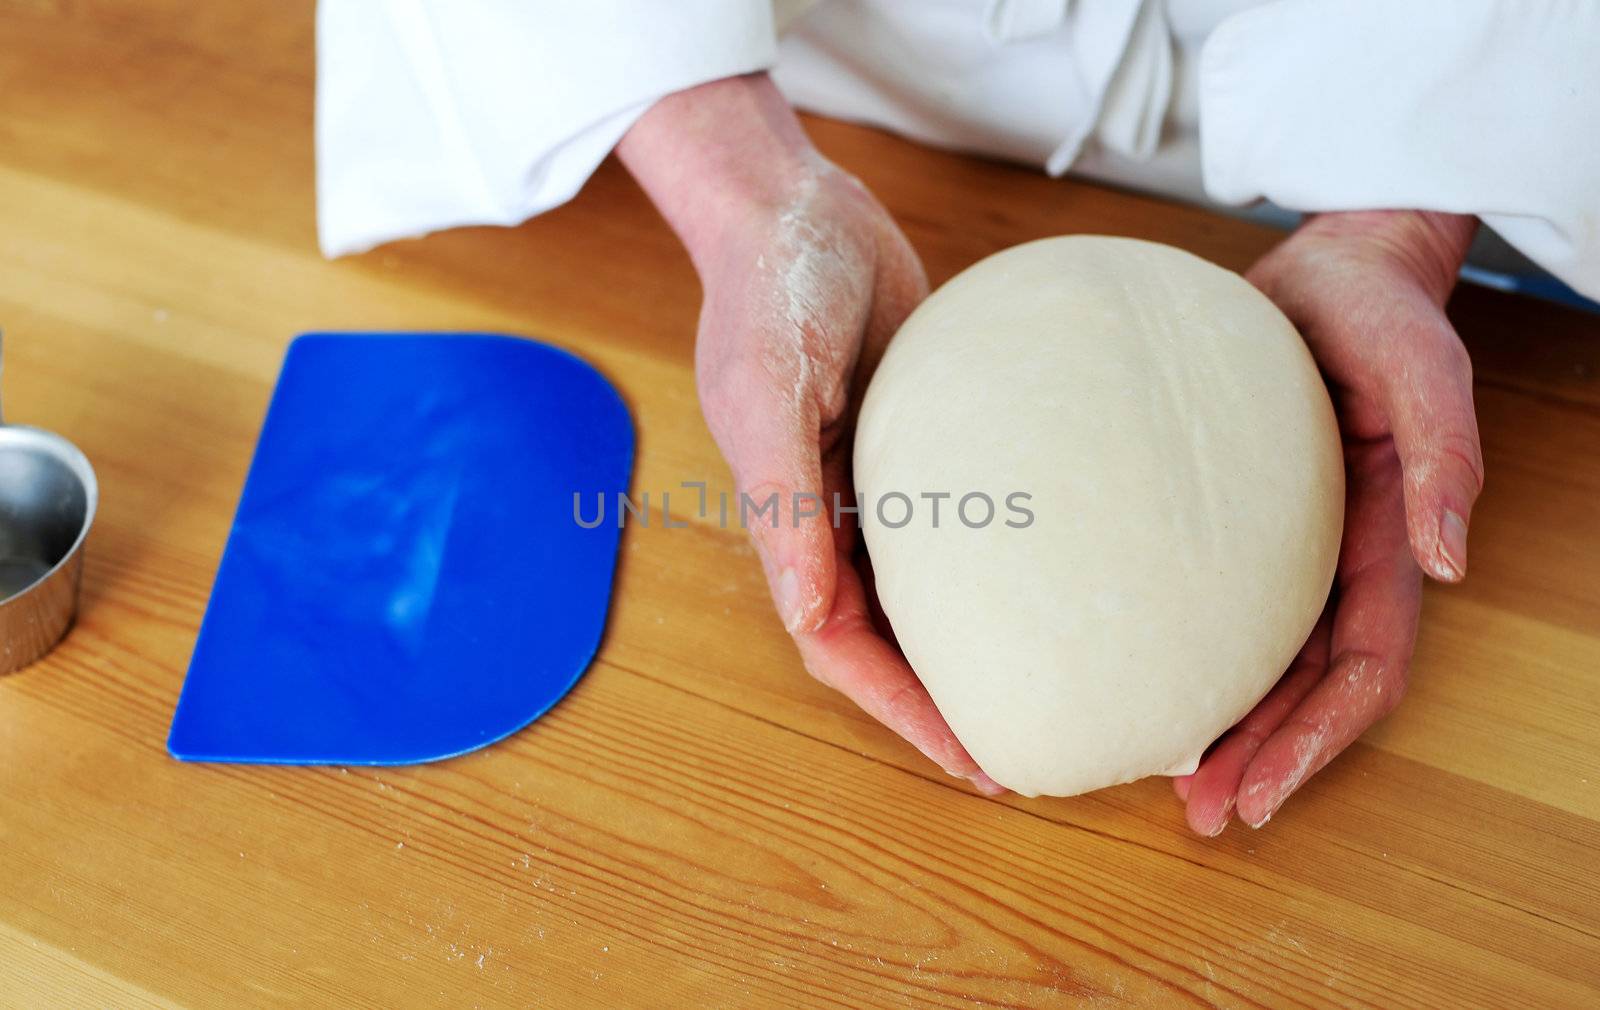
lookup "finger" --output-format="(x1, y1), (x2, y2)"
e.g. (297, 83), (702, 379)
(808, 414), (984, 790)
(1181, 615), (1331, 836)
(842, 226), (926, 642)
(1246, 249), (1483, 583)
(698, 340), (839, 636)
(1312, 280), (1484, 585)
(795, 543), (1004, 796)
(1371, 290), (1484, 583)
(855, 224), (929, 386)
(820, 421), (897, 645)
(1172, 774), (1192, 802)
(1236, 439), (1422, 827)
(855, 547), (901, 648)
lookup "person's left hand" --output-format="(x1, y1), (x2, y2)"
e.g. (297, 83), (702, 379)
(1176, 209), (1484, 835)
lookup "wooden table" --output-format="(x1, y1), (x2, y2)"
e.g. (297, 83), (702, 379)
(3, 4), (1598, 1007)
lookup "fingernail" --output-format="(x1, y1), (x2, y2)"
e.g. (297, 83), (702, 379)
(1438, 510), (1468, 581)
(1247, 807), (1274, 829)
(1205, 796), (1235, 837)
(776, 567), (804, 631)
(969, 771), (1006, 796)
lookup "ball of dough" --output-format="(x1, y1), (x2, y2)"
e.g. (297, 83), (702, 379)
(854, 236), (1343, 798)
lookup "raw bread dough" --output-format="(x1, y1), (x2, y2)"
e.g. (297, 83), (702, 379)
(854, 236), (1343, 797)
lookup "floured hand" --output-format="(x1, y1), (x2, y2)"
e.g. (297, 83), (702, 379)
(1176, 210), (1484, 834)
(620, 74), (1003, 795)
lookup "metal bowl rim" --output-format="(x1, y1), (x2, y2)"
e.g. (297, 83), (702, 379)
(0, 424), (98, 608)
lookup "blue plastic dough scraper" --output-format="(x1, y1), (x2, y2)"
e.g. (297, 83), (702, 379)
(167, 333), (633, 764)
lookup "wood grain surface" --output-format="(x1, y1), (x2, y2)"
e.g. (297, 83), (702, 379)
(2, 3), (1597, 1007)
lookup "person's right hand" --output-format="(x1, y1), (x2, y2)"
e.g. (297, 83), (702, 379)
(1174, 209), (1483, 834)
(619, 74), (1004, 795)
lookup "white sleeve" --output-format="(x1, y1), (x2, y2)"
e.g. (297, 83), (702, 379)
(316, 0), (778, 257)
(1199, 0), (1600, 300)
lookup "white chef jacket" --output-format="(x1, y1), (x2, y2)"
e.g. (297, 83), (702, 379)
(316, 0), (1600, 302)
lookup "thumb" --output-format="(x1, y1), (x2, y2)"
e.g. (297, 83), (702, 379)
(699, 352), (838, 634)
(1376, 294), (1485, 582)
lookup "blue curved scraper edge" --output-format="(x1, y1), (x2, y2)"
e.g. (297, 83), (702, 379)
(167, 332), (634, 765)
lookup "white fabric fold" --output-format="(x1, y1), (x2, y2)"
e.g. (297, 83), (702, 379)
(983, 0), (1070, 45)
(1094, 0), (1175, 163)
(768, 0), (1146, 176)
(315, 0), (1599, 302)
(1200, 0), (1600, 299)
(316, 0), (778, 256)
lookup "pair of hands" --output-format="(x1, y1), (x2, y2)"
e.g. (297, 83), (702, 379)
(620, 75), (1485, 833)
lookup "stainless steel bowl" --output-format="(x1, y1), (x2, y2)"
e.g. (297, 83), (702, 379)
(0, 337), (97, 674)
